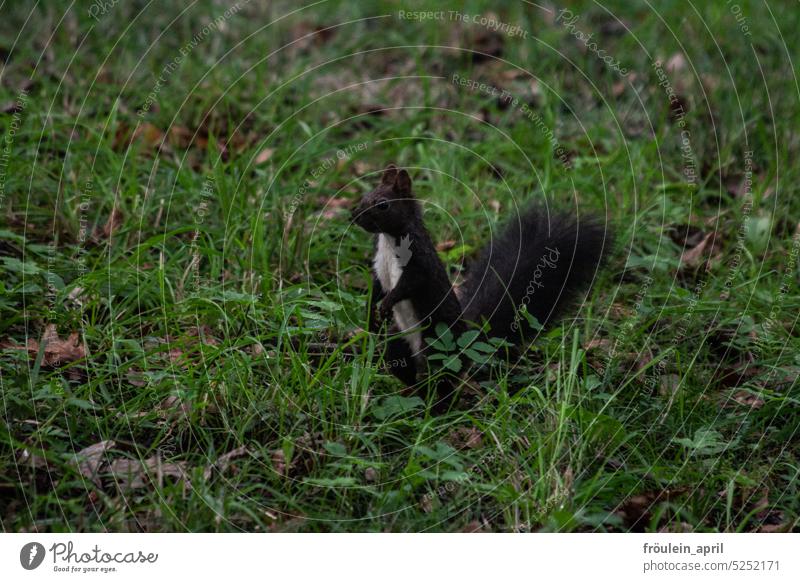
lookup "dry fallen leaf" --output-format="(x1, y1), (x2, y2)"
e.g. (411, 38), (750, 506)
(748, 488), (788, 531)
(271, 449), (288, 477)
(73, 440), (115, 485)
(469, 15), (504, 63)
(659, 374), (682, 397)
(680, 231), (719, 269)
(665, 52), (687, 74)
(324, 197), (351, 209)
(1, 324), (85, 367)
(658, 521), (694, 532)
(254, 147), (275, 165)
(733, 390), (765, 409)
(447, 427), (483, 450)
(701, 74), (720, 92)
(352, 160), (370, 176)
(289, 22), (337, 51)
(584, 338), (613, 351)
(16, 448), (49, 470)
(101, 206), (123, 238)
(167, 125), (208, 150)
(159, 395), (193, 420)
(185, 324), (220, 346)
(114, 122), (166, 151)
(1, 100), (23, 114)
(753, 487), (769, 515)
(268, 432), (324, 480)
(669, 223), (708, 248)
(203, 446), (250, 480)
(317, 197), (352, 221)
(126, 368), (148, 387)
(66, 286), (88, 308)
(618, 494), (656, 530)
(617, 487), (688, 531)
(268, 513), (308, 532)
(659, 52), (692, 116)
(108, 455), (190, 491)
(563, 465), (575, 493)
(461, 520), (484, 532)
(758, 523), (788, 533)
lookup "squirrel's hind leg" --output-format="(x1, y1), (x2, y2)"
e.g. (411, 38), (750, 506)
(384, 334), (418, 386)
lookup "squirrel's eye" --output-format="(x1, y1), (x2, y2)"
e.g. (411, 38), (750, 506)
(376, 199), (389, 210)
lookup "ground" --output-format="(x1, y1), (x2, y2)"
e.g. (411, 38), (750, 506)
(0, 0), (798, 532)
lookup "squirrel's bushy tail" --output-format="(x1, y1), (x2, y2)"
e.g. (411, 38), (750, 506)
(460, 205), (611, 341)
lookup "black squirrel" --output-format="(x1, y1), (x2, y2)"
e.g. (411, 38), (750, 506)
(351, 163), (610, 401)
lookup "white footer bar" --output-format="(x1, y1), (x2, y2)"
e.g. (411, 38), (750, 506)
(2, 533), (798, 581)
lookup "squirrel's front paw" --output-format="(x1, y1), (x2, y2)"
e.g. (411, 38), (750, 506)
(378, 300), (394, 322)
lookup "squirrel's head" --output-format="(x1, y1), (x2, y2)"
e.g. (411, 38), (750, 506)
(351, 164), (421, 235)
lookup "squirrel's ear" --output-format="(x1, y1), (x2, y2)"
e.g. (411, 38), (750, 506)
(381, 164), (399, 185)
(395, 169), (412, 194)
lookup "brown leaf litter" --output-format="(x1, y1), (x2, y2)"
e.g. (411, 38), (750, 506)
(1, 324), (85, 367)
(107, 455), (190, 492)
(203, 446), (250, 480)
(72, 440), (116, 486)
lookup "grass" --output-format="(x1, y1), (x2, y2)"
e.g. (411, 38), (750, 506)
(1, 0), (799, 532)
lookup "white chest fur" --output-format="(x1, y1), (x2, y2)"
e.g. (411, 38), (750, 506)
(374, 234), (422, 353)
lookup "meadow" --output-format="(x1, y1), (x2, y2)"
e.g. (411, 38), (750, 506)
(0, 0), (798, 532)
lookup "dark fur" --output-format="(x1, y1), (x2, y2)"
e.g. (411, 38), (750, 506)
(460, 206), (611, 342)
(352, 164), (611, 407)
(352, 165), (463, 405)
